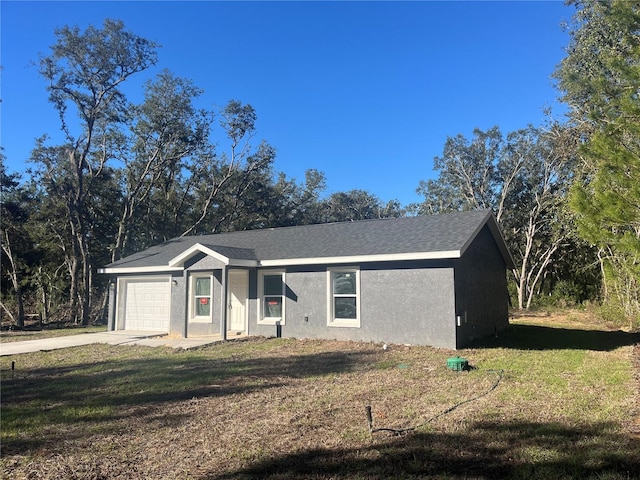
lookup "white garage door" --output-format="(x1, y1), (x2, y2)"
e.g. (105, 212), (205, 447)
(121, 278), (171, 332)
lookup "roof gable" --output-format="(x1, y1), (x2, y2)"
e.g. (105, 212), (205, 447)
(100, 210), (515, 273)
(169, 243), (258, 268)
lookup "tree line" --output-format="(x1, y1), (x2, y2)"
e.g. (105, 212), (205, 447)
(2, 0), (639, 328)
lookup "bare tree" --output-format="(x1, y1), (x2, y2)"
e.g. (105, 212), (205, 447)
(417, 125), (575, 309)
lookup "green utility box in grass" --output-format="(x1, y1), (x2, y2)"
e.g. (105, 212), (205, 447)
(446, 356), (468, 371)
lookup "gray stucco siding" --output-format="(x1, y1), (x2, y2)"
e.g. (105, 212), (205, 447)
(185, 252), (227, 270)
(359, 266), (456, 347)
(248, 262), (457, 348)
(266, 268), (327, 339)
(454, 225), (509, 348)
(169, 272), (187, 336)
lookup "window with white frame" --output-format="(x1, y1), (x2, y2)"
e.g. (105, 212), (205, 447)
(190, 274), (212, 321)
(327, 268), (360, 327)
(259, 271), (285, 324)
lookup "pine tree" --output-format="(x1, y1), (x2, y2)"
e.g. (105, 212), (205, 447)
(555, 0), (640, 324)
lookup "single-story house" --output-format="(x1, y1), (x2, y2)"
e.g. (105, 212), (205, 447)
(99, 209), (515, 349)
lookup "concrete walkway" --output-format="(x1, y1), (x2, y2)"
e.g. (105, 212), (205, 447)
(0, 331), (223, 356)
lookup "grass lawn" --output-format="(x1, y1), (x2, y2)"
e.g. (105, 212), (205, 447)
(1, 312), (639, 479)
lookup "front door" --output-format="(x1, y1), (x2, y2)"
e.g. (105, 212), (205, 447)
(228, 270), (248, 332)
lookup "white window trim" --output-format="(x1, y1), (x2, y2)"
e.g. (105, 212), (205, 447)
(258, 270), (286, 325)
(327, 267), (361, 328)
(189, 273), (213, 322)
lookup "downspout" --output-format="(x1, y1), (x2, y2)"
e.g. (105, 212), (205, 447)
(220, 266), (228, 341)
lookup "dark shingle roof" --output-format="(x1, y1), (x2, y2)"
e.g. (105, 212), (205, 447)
(102, 209), (514, 271)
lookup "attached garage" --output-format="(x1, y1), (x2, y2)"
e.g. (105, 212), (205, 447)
(117, 277), (171, 332)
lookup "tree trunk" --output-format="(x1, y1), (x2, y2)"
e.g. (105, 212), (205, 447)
(39, 271), (50, 324)
(525, 243), (561, 310)
(2, 231), (25, 327)
(83, 253), (92, 326)
(68, 255), (80, 324)
(77, 229), (91, 326)
(0, 302), (16, 326)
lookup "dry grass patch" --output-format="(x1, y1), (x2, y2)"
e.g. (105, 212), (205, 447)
(0, 324), (107, 342)
(1, 317), (639, 479)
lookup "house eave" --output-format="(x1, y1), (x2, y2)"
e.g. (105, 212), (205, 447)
(98, 251), (459, 275)
(228, 259), (260, 267)
(98, 266), (184, 275)
(259, 250), (462, 267)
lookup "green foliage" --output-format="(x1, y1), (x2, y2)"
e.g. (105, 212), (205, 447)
(320, 189), (405, 223)
(3, 19), (403, 324)
(40, 18), (158, 133)
(417, 126), (504, 213)
(0, 155), (29, 325)
(533, 280), (590, 309)
(555, 0), (640, 325)
(31, 18), (161, 326)
(596, 301), (631, 328)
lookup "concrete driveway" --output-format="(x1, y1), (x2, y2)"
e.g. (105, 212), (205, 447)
(0, 331), (222, 356)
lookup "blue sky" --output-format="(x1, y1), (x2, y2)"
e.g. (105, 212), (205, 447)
(1, 1), (572, 206)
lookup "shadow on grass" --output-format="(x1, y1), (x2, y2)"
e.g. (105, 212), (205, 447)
(213, 420), (640, 480)
(473, 323), (640, 351)
(1, 348), (376, 454)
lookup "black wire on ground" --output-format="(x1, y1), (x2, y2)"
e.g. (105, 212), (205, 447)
(366, 368), (504, 436)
